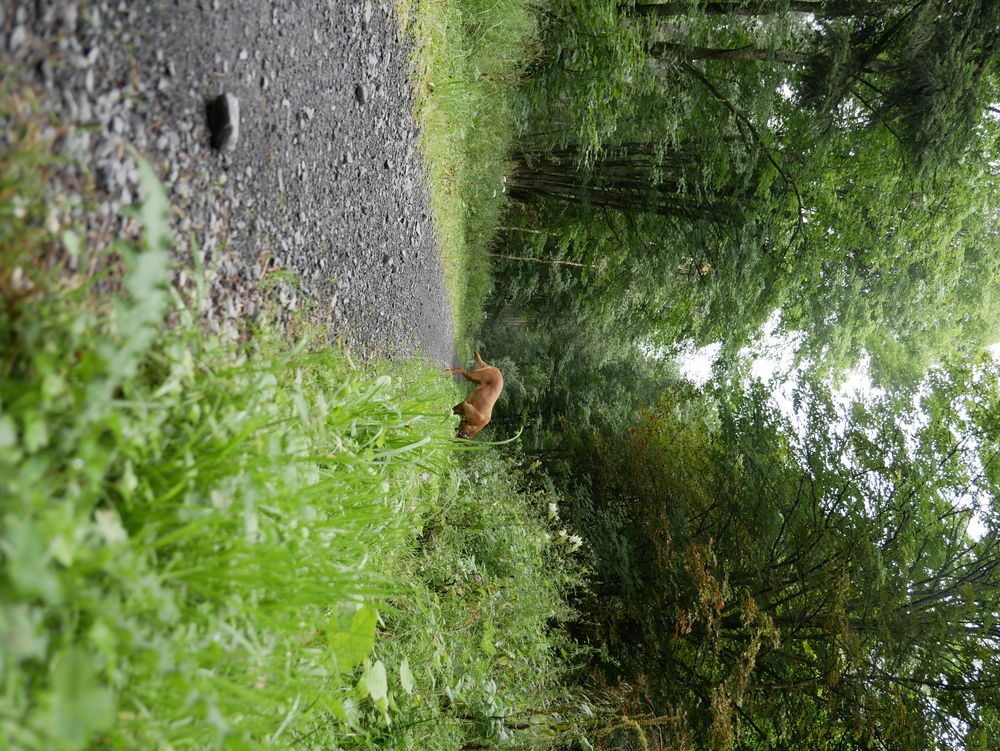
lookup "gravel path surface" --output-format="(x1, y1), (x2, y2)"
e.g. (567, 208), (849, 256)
(2, 0), (456, 365)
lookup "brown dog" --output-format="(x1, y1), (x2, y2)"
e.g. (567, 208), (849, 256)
(447, 351), (504, 439)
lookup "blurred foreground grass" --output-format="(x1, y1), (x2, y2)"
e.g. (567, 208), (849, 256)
(1, 86), (588, 750)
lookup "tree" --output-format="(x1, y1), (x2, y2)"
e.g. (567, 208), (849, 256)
(641, 0), (1000, 179)
(569, 362), (1000, 749)
(509, 141), (760, 222)
(776, 133), (1000, 385)
(502, 0), (999, 384)
(627, 1), (912, 19)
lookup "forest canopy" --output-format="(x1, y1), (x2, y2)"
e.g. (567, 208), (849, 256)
(481, 1), (1000, 748)
(494, 0), (1000, 386)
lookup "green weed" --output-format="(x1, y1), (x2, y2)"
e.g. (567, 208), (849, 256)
(397, 0), (542, 344)
(349, 452), (592, 750)
(1, 88), (589, 751)
(0, 126), (456, 749)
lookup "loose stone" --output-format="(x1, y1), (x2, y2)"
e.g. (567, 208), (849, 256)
(206, 92), (240, 151)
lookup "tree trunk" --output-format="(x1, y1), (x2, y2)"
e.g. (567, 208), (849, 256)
(629, 1), (907, 18)
(650, 41), (898, 74)
(509, 147), (752, 223)
(489, 252), (594, 269)
(649, 41), (813, 65)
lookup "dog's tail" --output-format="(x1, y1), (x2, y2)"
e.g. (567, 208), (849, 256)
(474, 351), (488, 368)
(451, 426), (524, 448)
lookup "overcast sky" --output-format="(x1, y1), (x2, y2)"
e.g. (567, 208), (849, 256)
(675, 323), (999, 541)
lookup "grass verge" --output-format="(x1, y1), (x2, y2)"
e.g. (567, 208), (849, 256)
(397, 0), (541, 347)
(1, 133), (457, 748)
(349, 452), (590, 749)
(1, 91), (589, 750)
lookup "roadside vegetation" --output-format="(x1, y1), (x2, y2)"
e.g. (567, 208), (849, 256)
(397, 0), (541, 346)
(0, 92), (587, 749)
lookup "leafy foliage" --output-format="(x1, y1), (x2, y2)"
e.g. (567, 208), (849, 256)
(563, 367), (1000, 749)
(493, 0), (1000, 384)
(463, 1), (1000, 747)
(352, 452), (590, 750)
(0, 116), (590, 749)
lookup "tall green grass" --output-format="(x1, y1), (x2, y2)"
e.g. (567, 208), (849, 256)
(0, 105), (457, 749)
(397, 0), (542, 345)
(351, 452), (591, 750)
(2, 90), (592, 751)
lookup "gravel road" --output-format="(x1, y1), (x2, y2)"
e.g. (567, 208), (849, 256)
(2, 0), (456, 365)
